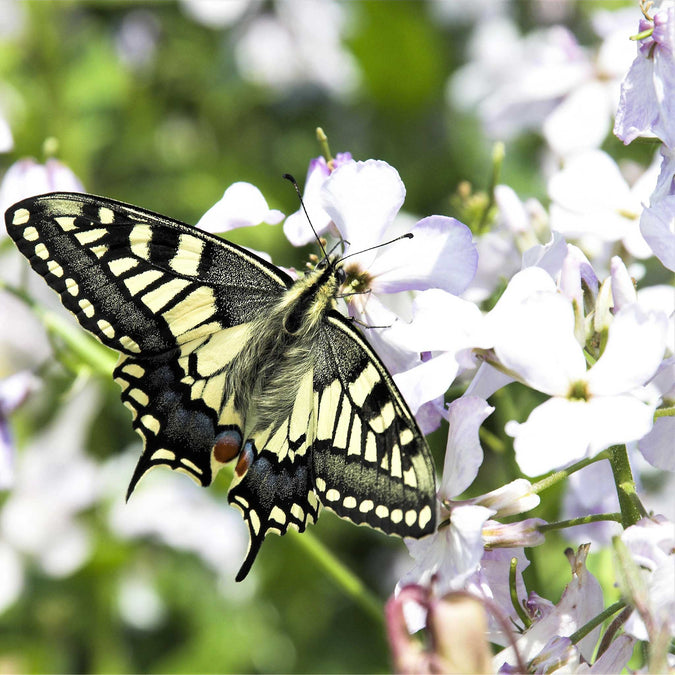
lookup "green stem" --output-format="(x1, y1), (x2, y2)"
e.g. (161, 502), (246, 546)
(219, 464), (383, 624)
(288, 528), (383, 625)
(538, 513), (621, 533)
(316, 127), (333, 165)
(477, 142), (504, 234)
(568, 600), (626, 646)
(530, 450), (610, 494)
(509, 557), (531, 629)
(654, 405), (675, 419)
(607, 445), (646, 528)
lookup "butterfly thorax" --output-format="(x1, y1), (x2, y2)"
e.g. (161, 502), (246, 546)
(227, 260), (343, 435)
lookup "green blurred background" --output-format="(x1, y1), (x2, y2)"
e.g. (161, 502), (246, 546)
(0, 2), (637, 673)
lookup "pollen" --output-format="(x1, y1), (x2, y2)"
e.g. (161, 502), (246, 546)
(567, 380), (590, 401)
(343, 263), (372, 294)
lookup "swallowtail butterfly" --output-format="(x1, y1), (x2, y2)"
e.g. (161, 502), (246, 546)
(6, 192), (437, 580)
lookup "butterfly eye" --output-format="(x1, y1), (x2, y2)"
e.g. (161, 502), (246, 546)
(336, 266), (346, 285)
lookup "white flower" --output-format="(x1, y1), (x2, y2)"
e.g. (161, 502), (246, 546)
(233, 0), (359, 98)
(0, 157), (85, 233)
(494, 545), (605, 670)
(282, 152), (353, 246)
(0, 384), (101, 600)
(497, 288), (667, 476)
(196, 181), (284, 233)
(318, 159), (477, 408)
(620, 515), (675, 642)
(641, 194), (675, 272)
(548, 149), (658, 259)
(614, 3), (675, 148)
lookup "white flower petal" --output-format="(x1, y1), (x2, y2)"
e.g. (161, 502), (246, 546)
(403, 504), (493, 594)
(283, 156), (335, 246)
(482, 266), (556, 345)
(494, 292), (586, 396)
(393, 353), (459, 416)
(587, 305), (668, 396)
(0, 158), (85, 221)
(196, 181), (283, 233)
(585, 395), (657, 455)
(385, 289), (485, 353)
(321, 159), (405, 264)
(640, 196), (675, 272)
(369, 216), (477, 295)
(441, 397), (494, 499)
(639, 416), (675, 471)
(0, 542), (23, 613)
(548, 150), (634, 241)
(464, 362), (515, 400)
(543, 81), (611, 157)
(508, 398), (594, 476)
(610, 256), (637, 310)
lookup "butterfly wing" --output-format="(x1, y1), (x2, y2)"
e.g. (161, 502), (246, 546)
(5, 192), (292, 488)
(226, 311), (436, 581)
(313, 313), (436, 535)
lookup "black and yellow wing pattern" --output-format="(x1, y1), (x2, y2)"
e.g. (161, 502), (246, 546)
(6, 192), (436, 580)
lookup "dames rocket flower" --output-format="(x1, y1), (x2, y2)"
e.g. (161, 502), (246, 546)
(319, 159), (478, 376)
(614, 2), (675, 148)
(495, 268), (668, 476)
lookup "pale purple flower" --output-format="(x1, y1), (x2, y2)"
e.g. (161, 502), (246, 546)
(494, 545), (605, 670)
(449, 13), (635, 157)
(464, 548), (531, 646)
(233, 0), (358, 98)
(106, 450), (248, 580)
(399, 397), (541, 633)
(548, 150), (658, 260)
(464, 184), (551, 304)
(497, 287), (667, 475)
(620, 515), (675, 642)
(283, 152), (353, 246)
(640, 194), (675, 271)
(383, 290), (485, 416)
(614, 3), (675, 148)
(0, 385), (101, 585)
(319, 159), (477, 381)
(0, 158), (85, 234)
(0, 372), (39, 490)
(639, 357), (675, 472)
(196, 181), (284, 233)
(561, 461), (622, 547)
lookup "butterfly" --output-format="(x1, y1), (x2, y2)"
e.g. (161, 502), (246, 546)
(5, 192), (437, 580)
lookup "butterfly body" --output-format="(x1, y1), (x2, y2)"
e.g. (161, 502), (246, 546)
(6, 192), (436, 580)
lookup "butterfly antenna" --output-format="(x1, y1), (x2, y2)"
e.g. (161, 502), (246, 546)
(339, 232), (413, 263)
(283, 173), (329, 261)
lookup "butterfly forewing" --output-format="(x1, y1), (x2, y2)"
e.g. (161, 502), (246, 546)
(6, 191), (437, 580)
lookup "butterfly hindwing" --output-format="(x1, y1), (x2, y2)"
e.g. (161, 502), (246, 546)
(226, 312), (436, 580)
(312, 313), (436, 536)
